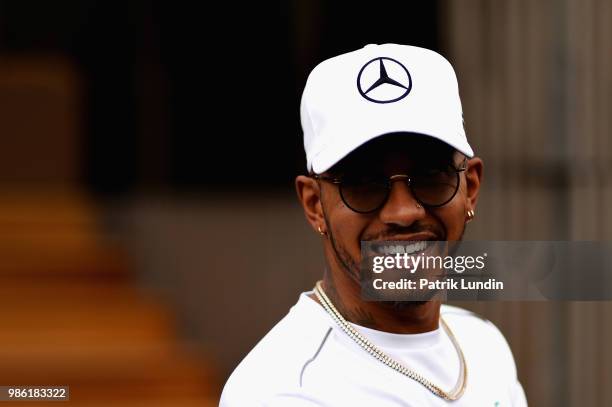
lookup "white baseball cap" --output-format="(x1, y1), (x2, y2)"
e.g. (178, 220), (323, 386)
(300, 43), (473, 174)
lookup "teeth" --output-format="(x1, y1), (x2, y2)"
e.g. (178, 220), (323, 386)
(375, 241), (428, 255)
(404, 241), (427, 254)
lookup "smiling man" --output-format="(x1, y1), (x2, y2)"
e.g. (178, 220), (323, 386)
(220, 44), (527, 406)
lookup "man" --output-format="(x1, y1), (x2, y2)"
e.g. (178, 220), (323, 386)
(220, 44), (527, 406)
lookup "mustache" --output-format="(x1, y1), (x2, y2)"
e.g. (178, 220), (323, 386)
(363, 222), (445, 241)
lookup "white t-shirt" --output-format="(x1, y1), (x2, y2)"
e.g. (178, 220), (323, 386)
(220, 292), (527, 406)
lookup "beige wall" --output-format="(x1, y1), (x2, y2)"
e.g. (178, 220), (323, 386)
(110, 194), (325, 379)
(441, 0), (612, 405)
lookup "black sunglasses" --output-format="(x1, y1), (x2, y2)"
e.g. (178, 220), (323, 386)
(313, 158), (468, 214)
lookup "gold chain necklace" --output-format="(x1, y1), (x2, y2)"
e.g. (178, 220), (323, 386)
(313, 280), (467, 401)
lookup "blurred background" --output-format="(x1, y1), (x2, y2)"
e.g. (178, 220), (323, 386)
(0, 0), (610, 405)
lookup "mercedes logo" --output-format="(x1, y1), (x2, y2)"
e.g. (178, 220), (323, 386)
(357, 57), (412, 104)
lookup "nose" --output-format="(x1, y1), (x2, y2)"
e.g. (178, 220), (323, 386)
(378, 177), (426, 227)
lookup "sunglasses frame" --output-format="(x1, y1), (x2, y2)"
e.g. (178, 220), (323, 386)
(312, 158), (468, 214)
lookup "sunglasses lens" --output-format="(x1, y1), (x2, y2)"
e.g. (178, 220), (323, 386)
(340, 178), (388, 213)
(411, 171), (459, 206)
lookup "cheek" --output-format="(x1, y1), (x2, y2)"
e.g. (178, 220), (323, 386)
(434, 192), (467, 240)
(326, 195), (369, 256)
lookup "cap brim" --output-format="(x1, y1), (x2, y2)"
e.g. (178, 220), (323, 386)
(311, 131), (474, 174)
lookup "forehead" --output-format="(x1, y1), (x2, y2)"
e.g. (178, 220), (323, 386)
(328, 133), (457, 174)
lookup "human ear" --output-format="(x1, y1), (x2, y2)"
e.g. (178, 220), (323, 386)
(464, 157), (484, 211)
(295, 175), (327, 234)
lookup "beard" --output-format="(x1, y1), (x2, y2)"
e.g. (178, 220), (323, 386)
(323, 212), (467, 310)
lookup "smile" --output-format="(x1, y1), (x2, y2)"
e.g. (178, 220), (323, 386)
(374, 241), (429, 256)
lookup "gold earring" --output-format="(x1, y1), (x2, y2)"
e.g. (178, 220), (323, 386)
(416, 203), (422, 209)
(317, 225), (327, 236)
(466, 209), (475, 222)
